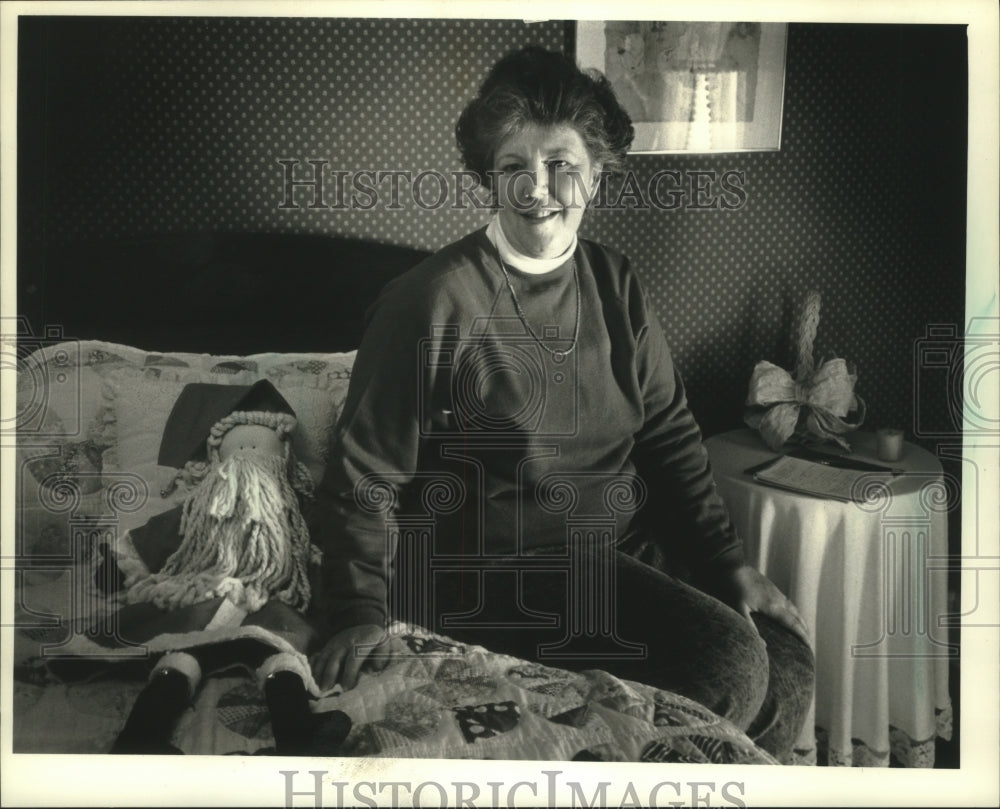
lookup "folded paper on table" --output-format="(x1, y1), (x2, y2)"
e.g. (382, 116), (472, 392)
(745, 455), (899, 503)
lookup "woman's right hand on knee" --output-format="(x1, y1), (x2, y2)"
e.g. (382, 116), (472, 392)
(310, 623), (392, 691)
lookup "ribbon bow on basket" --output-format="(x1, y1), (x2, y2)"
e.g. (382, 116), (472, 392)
(744, 291), (866, 451)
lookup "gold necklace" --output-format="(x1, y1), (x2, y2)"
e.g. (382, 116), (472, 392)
(496, 254), (581, 360)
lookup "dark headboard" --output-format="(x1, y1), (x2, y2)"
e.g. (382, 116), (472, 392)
(18, 232), (430, 355)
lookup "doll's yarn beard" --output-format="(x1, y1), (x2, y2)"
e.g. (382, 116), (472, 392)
(126, 452), (320, 614)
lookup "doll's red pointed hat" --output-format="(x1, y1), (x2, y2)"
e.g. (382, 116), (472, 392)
(158, 379), (295, 468)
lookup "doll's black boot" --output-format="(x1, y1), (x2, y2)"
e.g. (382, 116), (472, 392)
(109, 667), (189, 754)
(264, 670), (352, 756)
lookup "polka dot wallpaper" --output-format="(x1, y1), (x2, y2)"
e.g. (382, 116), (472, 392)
(18, 17), (967, 444)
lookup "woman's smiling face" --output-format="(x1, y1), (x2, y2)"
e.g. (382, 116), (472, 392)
(492, 123), (601, 259)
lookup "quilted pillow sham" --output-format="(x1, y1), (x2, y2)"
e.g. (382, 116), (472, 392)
(15, 340), (355, 548)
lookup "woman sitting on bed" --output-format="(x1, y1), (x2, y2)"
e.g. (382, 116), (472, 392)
(310, 45), (814, 762)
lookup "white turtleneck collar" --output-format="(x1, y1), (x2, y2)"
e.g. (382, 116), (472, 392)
(486, 217), (577, 274)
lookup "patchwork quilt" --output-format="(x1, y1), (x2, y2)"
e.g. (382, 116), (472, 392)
(13, 573), (775, 764)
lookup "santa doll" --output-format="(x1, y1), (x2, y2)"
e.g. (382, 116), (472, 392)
(96, 379), (349, 755)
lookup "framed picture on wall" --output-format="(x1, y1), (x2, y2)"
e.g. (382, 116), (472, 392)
(575, 21), (788, 153)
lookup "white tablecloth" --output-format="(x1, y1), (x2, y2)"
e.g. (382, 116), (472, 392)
(704, 429), (954, 766)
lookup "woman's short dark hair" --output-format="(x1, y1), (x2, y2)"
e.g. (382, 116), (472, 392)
(456, 46), (634, 188)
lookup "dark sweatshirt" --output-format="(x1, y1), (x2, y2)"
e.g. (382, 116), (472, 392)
(311, 228), (743, 633)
